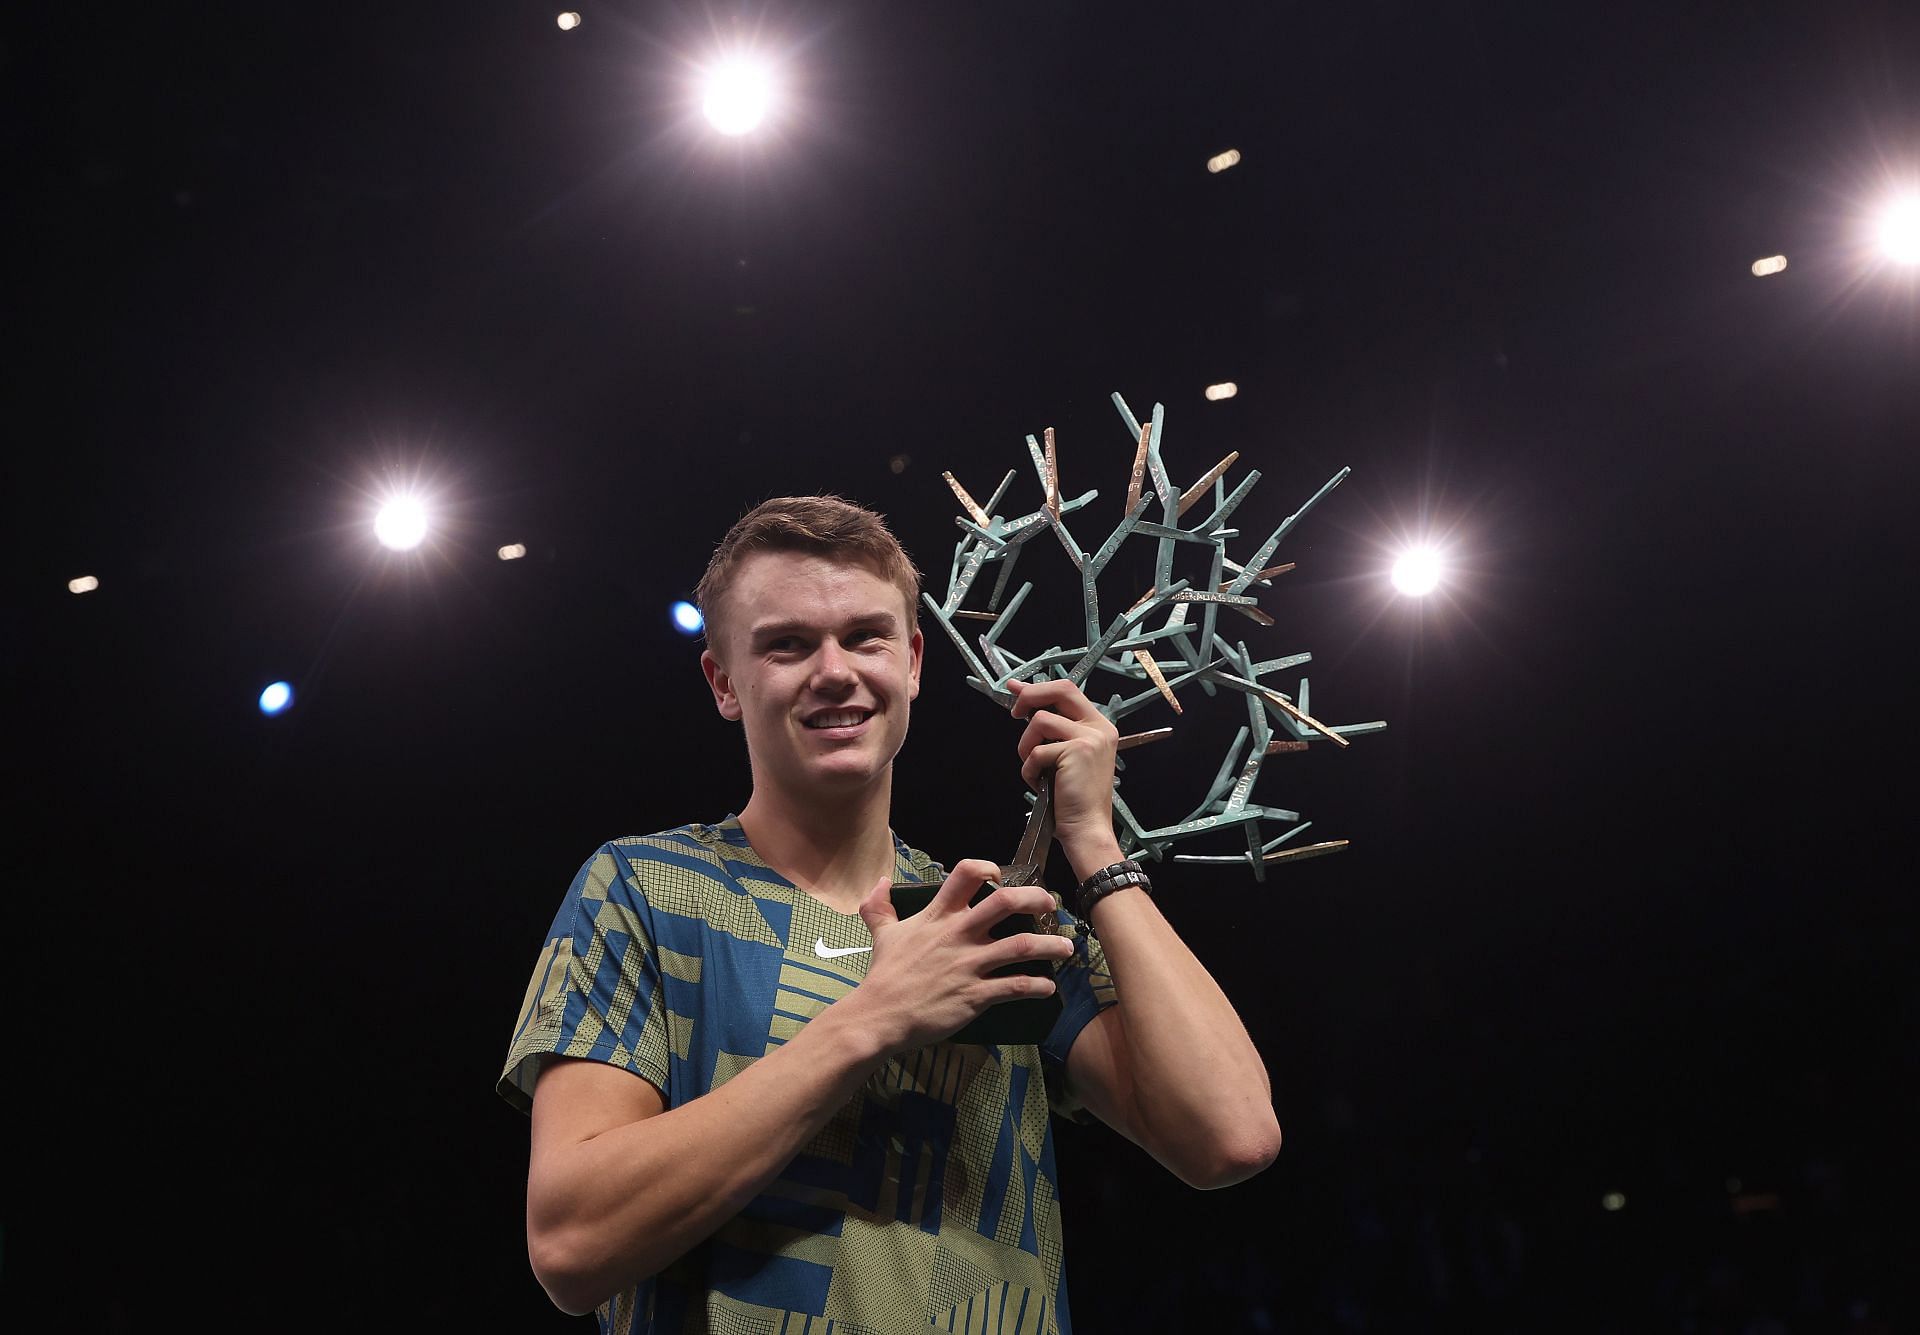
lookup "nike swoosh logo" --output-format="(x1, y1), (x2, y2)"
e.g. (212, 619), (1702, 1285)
(814, 937), (872, 959)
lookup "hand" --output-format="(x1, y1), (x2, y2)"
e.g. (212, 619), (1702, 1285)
(1007, 677), (1125, 878)
(849, 860), (1076, 1055)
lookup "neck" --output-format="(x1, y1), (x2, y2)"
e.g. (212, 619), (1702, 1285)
(735, 773), (898, 915)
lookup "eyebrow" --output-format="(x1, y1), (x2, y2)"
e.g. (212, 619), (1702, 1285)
(748, 610), (901, 643)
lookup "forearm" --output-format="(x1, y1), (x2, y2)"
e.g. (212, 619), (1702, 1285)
(1089, 890), (1277, 1164)
(1067, 841), (1279, 1182)
(1011, 678), (1280, 1185)
(528, 1000), (890, 1313)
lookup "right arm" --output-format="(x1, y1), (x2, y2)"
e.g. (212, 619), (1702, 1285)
(524, 859), (1072, 1316)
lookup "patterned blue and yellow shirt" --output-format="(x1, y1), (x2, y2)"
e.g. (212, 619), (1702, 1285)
(498, 818), (1117, 1335)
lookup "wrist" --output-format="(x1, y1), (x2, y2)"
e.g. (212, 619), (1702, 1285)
(1062, 835), (1127, 885)
(815, 988), (905, 1068)
(1072, 857), (1153, 922)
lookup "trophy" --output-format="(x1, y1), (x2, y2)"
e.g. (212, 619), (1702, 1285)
(900, 390), (1387, 1045)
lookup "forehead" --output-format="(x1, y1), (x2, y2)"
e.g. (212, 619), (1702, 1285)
(728, 551), (910, 628)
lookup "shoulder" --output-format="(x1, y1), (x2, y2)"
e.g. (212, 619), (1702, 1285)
(591, 822), (799, 936)
(549, 824), (735, 917)
(576, 821), (741, 874)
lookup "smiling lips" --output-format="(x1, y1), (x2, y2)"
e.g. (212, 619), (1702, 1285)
(804, 708), (873, 730)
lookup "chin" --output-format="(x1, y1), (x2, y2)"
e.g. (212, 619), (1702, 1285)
(809, 761), (885, 790)
(800, 746), (895, 786)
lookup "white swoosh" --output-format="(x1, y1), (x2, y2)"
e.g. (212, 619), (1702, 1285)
(813, 937), (872, 959)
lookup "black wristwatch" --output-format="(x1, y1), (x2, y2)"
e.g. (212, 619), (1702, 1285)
(1074, 858), (1153, 921)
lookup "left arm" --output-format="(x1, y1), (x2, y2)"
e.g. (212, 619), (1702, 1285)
(1009, 678), (1282, 1190)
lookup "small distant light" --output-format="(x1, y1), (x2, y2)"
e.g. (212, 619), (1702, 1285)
(889, 454), (911, 475)
(374, 497), (429, 551)
(1879, 195), (1920, 265)
(1751, 254), (1788, 277)
(1601, 1192), (1626, 1212)
(498, 543), (527, 561)
(703, 59), (774, 136)
(671, 601), (704, 635)
(259, 681), (294, 716)
(68, 575), (100, 594)
(557, 12), (581, 30)
(1206, 148), (1242, 174)
(1391, 549), (1443, 596)
(1204, 382), (1238, 401)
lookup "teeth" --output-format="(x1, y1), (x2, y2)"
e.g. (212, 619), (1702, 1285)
(807, 710), (870, 729)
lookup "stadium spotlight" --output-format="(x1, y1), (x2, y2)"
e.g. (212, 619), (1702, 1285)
(68, 575), (100, 594)
(1751, 254), (1788, 277)
(1879, 194), (1920, 265)
(702, 57), (775, 136)
(557, 11), (581, 30)
(498, 543), (527, 561)
(1204, 382), (1239, 401)
(259, 681), (295, 716)
(374, 495), (430, 551)
(671, 601), (705, 635)
(1391, 548), (1443, 596)
(1206, 149), (1242, 174)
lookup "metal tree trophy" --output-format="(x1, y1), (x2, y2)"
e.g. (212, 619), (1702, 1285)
(925, 389), (1386, 885)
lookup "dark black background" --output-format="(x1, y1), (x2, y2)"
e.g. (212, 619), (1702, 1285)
(8, 2), (1918, 1330)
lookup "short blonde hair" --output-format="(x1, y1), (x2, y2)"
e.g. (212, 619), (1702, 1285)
(695, 495), (922, 651)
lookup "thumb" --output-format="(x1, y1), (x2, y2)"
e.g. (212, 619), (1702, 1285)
(857, 875), (898, 934)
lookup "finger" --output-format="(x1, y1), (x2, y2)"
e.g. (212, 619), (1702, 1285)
(857, 875), (899, 933)
(987, 971), (1059, 1003)
(1020, 739), (1073, 792)
(1008, 676), (1099, 722)
(970, 882), (1057, 926)
(1014, 708), (1075, 758)
(934, 859), (1001, 913)
(990, 930), (1078, 967)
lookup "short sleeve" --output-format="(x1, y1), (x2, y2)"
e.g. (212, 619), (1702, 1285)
(496, 845), (674, 1114)
(1036, 898), (1118, 1120)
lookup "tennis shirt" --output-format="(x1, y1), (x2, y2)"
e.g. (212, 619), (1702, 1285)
(498, 818), (1117, 1334)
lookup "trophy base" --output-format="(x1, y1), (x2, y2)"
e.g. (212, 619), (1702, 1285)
(890, 880), (1064, 1045)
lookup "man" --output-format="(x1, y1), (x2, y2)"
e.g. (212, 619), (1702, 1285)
(498, 495), (1280, 1332)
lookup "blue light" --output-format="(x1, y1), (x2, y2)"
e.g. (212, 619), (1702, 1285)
(259, 681), (294, 715)
(671, 601), (704, 635)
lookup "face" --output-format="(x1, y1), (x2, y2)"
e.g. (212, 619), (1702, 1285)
(701, 552), (924, 803)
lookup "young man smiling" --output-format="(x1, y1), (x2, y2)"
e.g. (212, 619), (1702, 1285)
(498, 496), (1280, 1333)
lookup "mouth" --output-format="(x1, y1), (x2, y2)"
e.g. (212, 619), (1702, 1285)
(803, 708), (874, 732)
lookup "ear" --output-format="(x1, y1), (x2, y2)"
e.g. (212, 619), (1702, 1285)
(701, 648), (743, 721)
(907, 624), (924, 701)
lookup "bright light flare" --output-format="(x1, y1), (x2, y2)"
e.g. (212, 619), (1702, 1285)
(374, 496), (430, 550)
(498, 543), (527, 561)
(68, 575), (100, 594)
(1751, 254), (1788, 277)
(671, 601), (705, 635)
(556, 11), (581, 30)
(1206, 149), (1242, 174)
(702, 59), (775, 136)
(1601, 1192), (1627, 1212)
(1204, 382), (1238, 401)
(259, 681), (294, 716)
(1391, 548), (1443, 596)
(1879, 195), (1920, 265)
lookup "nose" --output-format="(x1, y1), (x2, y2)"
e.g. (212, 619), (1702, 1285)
(810, 638), (857, 691)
